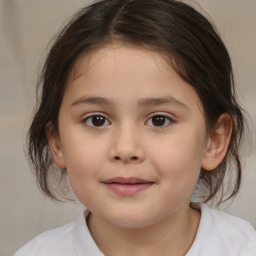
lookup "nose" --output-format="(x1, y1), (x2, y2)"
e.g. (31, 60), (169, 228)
(109, 124), (145, 164)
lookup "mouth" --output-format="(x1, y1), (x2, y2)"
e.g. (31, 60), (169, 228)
(102, 177), (154, 196)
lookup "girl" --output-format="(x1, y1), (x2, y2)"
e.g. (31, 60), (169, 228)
(14, 0), (256, 255)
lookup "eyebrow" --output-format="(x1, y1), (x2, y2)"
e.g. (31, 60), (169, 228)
(71, 96), (189, 110)
(71, 96), (114, 107)
(138, 96), (189, 110)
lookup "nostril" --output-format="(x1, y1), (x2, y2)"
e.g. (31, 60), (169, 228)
(113, 155), (138, 161)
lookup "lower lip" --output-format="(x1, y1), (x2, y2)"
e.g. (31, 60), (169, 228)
(104, 183), (153, 196)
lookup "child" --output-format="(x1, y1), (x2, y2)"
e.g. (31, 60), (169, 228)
(14, 0), (256, 255)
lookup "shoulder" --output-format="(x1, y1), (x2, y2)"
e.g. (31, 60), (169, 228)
(13, 220), (77, 256)
(187, 203), (256, 256)
(202, 203), (256, 238)
(13, 210), (103, 256)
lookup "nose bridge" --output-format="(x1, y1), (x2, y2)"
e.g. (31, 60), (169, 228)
(110, 121), (145, 163)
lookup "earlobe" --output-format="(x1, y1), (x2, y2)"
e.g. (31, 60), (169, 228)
(202, 113), (233, 171)
(45, 122), (66, 169)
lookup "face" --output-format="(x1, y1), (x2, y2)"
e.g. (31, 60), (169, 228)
(51, 44), (210, 228)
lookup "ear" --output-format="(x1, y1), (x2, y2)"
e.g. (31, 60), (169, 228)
(202, 113), (233, 171)
(45, 122), (66, 169)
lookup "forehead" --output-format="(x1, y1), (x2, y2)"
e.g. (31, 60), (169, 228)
(64, 43), (204, 114)
(71, 43), (170, 82)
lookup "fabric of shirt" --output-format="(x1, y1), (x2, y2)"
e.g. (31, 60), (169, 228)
(13, 203), (256, 256)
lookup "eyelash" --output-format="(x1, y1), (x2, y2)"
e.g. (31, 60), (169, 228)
(82, 113), (111, 128)
(145, 114), (174, 128)
(82, 113), (174, 128)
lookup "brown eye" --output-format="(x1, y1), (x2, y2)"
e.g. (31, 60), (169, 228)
(152, 116), (165, 126)
(84, 115), (110, 127)
(146, 115), (172, 127)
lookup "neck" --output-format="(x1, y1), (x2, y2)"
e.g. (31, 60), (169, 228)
(87, 204), (200, 256)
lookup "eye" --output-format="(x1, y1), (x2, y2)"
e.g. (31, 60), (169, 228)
(146, 114), (173, 127)
(83, 115), (110, 127)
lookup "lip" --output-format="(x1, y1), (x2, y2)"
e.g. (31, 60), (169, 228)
(103, 177), (154, 196)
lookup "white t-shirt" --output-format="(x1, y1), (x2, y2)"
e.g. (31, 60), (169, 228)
(14, 203), (256, 256)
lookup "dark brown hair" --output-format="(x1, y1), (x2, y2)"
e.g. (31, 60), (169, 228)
(28, 0), (245, 204)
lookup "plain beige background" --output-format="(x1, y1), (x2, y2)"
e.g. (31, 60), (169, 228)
(0, 0), (255, 255)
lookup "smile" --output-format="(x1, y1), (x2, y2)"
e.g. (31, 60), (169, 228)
(102, 177), (154, 196)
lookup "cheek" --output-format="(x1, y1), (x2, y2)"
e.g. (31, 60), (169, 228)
(61, 135), (107, 186)
(148, 129), (206, 191)
(62, 141), (107, 206)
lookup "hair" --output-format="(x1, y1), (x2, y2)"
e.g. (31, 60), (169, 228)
(28, 0), (245, 204)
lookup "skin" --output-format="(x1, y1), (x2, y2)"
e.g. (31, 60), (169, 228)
(48, 43), (232, 255)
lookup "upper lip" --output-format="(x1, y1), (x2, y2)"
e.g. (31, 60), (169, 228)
(103, 177), (153, 184)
